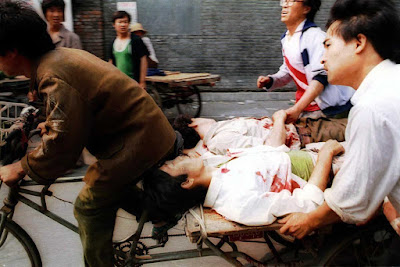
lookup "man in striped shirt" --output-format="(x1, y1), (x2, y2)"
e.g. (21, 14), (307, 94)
(257, 0), (354, 124)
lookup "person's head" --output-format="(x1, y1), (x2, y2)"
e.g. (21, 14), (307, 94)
(41, 0), (65, 27)
(173, 114), (200, 149)
(131, 22), (147, 37)
(280, 0), (320, 26)
(142, 162), (208, 222)
(112, 11), (131, 35)
(0, 1), (55, 76)
(322, 0), (400, 87)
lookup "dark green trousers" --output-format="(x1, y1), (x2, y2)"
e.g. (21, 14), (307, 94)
(74, 183), (145, 267)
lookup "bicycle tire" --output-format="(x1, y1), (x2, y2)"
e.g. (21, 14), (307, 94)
(0, 218), (42, 267)
(176, 85), (202, 118)
(315, 219), (398, 266)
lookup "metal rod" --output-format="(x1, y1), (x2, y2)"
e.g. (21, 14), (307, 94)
(203, 238), (243, 266)
(17, 194), (78, 233)
(263, 232), (283, 263)
(137, 248), (216, 264)
(19, 188), (42, 196)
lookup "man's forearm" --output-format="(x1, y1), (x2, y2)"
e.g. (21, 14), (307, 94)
(307, 149), (333, 191)
(292, 80), (324, 112)
(308, 202), (342, 230)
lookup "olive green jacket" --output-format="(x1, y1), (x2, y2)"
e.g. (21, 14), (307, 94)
(21, 48), (175, 188)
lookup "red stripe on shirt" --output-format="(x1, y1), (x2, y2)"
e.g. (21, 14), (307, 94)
(284, 56), (308, 86)
(284, 55), (320, 112)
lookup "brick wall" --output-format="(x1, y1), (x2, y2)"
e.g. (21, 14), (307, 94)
(72, 0), (105, 59)
(74, 0), (400, 91)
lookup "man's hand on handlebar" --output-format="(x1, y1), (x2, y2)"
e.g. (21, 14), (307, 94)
(0, 161), (26, 187)
(37, 122), (48, 136)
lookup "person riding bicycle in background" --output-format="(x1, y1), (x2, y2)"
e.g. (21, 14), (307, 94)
(0, 2), (178, 266)
(279, 0), (400, 239)
(257, 0), (354, 123)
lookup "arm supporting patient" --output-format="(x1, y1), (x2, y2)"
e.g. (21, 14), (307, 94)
(279, 140), (344, 238)
(306, 141), (343, 191)
(285, 80), (324, 124)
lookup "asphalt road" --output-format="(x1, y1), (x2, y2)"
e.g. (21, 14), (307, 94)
(0, 91), (295, 267)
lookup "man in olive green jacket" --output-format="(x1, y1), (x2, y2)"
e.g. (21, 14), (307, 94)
(0, 2), (176, 266)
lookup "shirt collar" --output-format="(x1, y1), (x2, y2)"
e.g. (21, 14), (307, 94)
(285, 19), (306, 37)
(351, 59), (395, 105)
(203, 169), (223, 208)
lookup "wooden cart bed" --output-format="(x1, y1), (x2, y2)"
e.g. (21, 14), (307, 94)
(185, 207), (282, 243)
(146, 72), (221, 87)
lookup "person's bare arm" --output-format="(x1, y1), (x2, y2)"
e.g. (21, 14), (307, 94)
(265, 110), (287, 147)
(139, 55), (148, 89)
(278, 140), (344, 238)
(285, 80), (324, 124)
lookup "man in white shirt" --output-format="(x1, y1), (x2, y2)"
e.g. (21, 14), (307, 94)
(257, 0), (354, 123)
(280, 0), (400, 238)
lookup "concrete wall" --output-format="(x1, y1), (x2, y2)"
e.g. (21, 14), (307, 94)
(73, 0), (400, 91)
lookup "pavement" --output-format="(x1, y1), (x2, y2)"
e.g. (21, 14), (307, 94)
(0, 91), (295, 267)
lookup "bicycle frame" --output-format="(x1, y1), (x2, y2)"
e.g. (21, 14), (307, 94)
(0, 178), (273, 266)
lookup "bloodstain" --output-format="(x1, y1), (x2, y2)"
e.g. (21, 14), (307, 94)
(270, 174), (284, 192)
(256, 171), (267, 183)
(263, 123), (273, 129)
(221, 168), (230, 174)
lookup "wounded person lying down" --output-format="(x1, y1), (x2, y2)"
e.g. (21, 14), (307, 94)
(173, 111), (347, 155)
(141, 139), (345, 227)
(143, 141), (344, 226)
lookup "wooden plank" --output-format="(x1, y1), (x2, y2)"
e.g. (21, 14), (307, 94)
(185, 207), (282, 243)
(146, 73), (211, 83)
(164, 71), (181, 75)
(169, 75), (220, 87)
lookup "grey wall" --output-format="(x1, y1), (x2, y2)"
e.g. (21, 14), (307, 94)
(101, 0), (400, 91)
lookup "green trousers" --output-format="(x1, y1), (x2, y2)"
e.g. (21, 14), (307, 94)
(74, 183), (145, 267)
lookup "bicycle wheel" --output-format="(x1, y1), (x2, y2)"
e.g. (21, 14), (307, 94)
(0, 218), (42, 267)
(176, 85), (202, 118)
(316, 219), (399, 266)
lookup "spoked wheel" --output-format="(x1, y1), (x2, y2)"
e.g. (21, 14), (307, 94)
(316, 218), (399, 266)
(146, 85), (163, 109)
(176, 85), (202, 118)
(0, 217), (42, 267)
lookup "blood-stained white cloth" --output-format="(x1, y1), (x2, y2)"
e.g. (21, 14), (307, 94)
(203, 146), (324, 226)
(203, 117), (300, 155)
(324, 60), (400, 223)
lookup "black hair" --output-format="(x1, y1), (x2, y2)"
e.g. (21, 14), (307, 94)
(41, 0), (65, 16)
(303, 0), (321, 22)
(0, 1), (55, 59)
(142, 169), (207, 223)
(112, 10), (131, 23)
(327, 0), (400, 63)
(173, 114), (200, 149)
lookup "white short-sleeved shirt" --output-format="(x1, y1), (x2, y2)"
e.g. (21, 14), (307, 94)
(324, 60), (400, 223)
